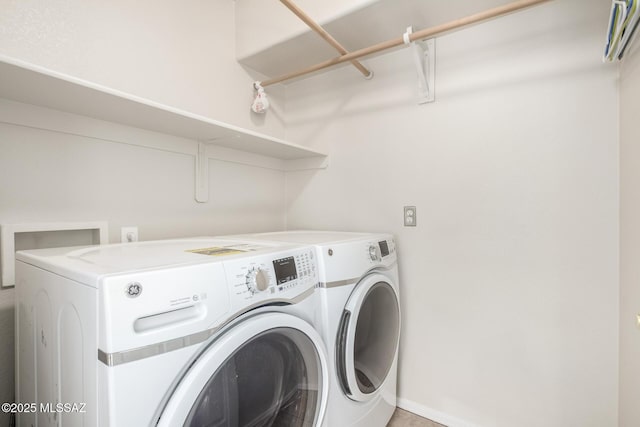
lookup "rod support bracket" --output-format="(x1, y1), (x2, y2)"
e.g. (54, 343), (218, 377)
(404, 26), (436, 104)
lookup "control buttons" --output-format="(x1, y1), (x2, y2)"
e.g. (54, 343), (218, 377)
(296, 253), (311, 277)
(125, 282), (143, 298)
(246, 267), (270, 294)
(279, 281), (298, 292)
(293, 251), (316, 280)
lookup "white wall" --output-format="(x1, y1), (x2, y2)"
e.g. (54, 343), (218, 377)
(0, 105), (286, 238)
(619, 36), (640, 427)
(0, 0), (285, 135)
(0, 1), (289, 425)
(284, 1), (619, 426)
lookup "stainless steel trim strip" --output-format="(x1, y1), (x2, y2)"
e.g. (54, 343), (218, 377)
(318, 261), (398, 288)
(98, 286), (315, 367)
(318, 278), (359, 289)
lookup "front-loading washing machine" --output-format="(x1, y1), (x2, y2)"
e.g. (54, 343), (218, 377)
(15, 238), (328, 427)
(225, 231), (401, 427)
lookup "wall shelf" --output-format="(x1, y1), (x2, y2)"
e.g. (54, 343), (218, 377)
(0, 55), (327, 161)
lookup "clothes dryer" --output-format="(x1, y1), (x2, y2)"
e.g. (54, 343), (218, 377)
(15, 238), (328, 427)
(227, 231), (401, 427)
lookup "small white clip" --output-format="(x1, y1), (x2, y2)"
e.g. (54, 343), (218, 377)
(403, 26), (413, 45)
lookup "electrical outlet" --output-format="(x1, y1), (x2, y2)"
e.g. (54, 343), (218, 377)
(404, 206), (417, 227)
(121, 226), (139, 243)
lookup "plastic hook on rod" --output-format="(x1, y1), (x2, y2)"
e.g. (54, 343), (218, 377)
(403, 26), (413, 45)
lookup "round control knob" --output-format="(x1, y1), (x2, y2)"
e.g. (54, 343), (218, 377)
(246, 267), (270, 294)
(254, 269), (270, 291)
(368, 245), (380, 261)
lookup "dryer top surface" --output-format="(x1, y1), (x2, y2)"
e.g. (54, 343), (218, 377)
(239, 230), (392, 245)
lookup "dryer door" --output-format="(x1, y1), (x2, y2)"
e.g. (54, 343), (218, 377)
(156, 312), (328, 427)
(337, 273), (400, 402)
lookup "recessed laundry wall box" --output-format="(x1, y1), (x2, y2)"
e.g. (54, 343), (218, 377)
(0, 221), (108, 287)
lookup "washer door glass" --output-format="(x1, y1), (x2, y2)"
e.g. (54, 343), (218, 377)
(156, 313), (327, 427)
(186, 328), (318, 427)
(337, 275), (400, 401)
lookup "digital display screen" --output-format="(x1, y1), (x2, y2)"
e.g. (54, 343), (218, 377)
(379, 241), (390, 257)
(273, 257), (297, 284)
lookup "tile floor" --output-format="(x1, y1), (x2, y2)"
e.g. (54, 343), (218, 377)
(387, 408), (446, 427)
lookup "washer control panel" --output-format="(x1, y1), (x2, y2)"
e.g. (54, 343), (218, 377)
(225, 247), (317, 305)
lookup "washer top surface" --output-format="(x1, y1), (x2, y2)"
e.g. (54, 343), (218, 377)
(15, 237), (294, 286)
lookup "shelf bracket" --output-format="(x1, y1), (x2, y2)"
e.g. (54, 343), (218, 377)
(195, 141), (209, 203)
(404, 27), (435, 104)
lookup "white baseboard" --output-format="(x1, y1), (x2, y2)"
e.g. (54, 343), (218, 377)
(396, 397), (480, 427)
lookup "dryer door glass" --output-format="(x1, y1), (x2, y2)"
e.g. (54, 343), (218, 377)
(338, 279), (400, 399)
(184, 327), (321, 427)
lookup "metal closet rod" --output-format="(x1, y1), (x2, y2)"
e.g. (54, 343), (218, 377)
(279, 0), (373, 78)
(261, 0), (552, 87)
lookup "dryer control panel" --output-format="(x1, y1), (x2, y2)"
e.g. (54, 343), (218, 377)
(224, 247), (318, 310)
(366, 238), (396, 263)
(316, 234), (397, 283)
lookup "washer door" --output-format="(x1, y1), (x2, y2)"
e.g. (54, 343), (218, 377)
(336, 273), (400, 402)
(157, 312), (328, 427)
